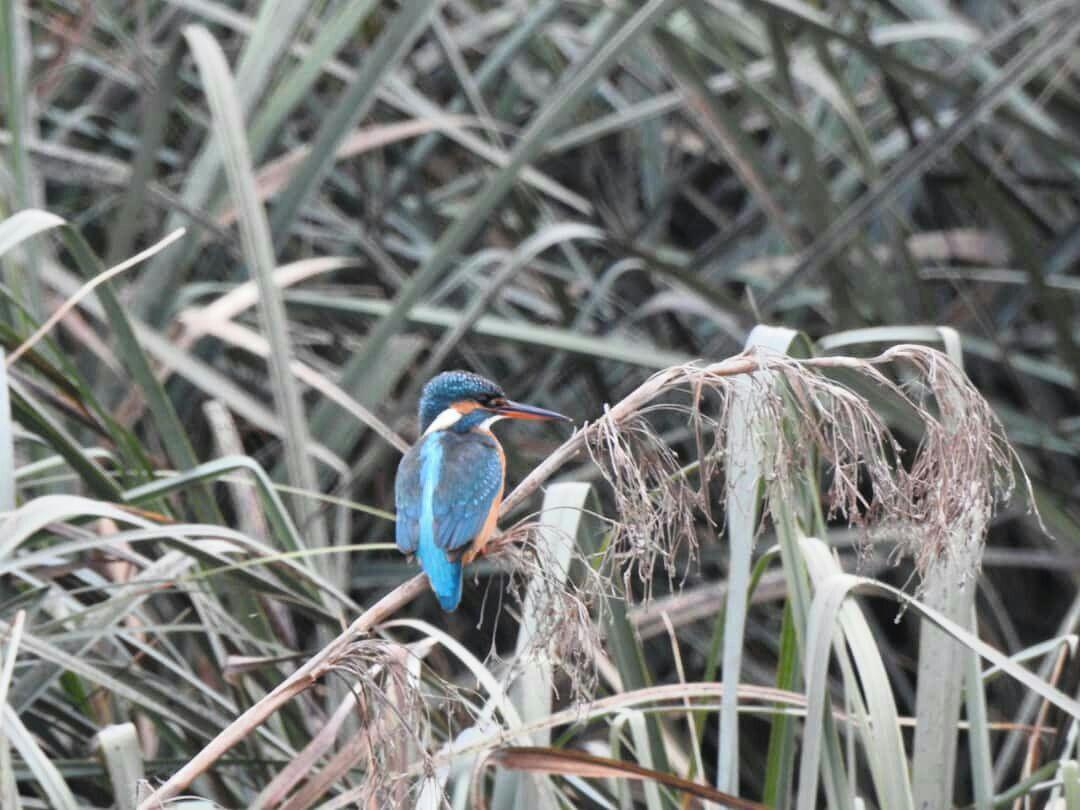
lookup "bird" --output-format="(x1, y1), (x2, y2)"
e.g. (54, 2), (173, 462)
(394, 370), (571, 611)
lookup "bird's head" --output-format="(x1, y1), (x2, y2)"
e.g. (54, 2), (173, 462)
(418, 370), (571, 435)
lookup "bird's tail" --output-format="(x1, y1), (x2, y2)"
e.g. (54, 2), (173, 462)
(418, 535), (463, 612)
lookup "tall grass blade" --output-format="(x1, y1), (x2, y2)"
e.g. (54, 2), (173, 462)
(0, 210), (64, 259)
(59, 224), (222, 521)
(1064, 761), (1080, 810)
(762, 603), (798, 809)
(7, 376), (124, 500)
(826, 326), (975, 810)
(0, 610), (24, 810)
(247, 0), (380, 161)
(912, 553), (980, 808)
(232, 0), (313, 107)
(965, 600), (994, 810)
(287, 292), (693, 368)
(625, 711), (667, 810)
(496, 482), (591, 809)
(718, 325), (809, 795)
(2, 705), (77, 810)
(105, 46), (183, 272)
(773, 513), (851, 810)
(95, 724), (144, 810)
(267, 0), (439, 242)
(338, 0), (679, 386)
(797, 572), (1080, 809)
(130, 0), (314, 321)
(593, 548), (673, 784)
(762, 6), (1080, 308)
(0, 0), (41, 323)
(183, 24), (326, 561)
(802, 538), (913, 810)
(0, 349), (12, 512)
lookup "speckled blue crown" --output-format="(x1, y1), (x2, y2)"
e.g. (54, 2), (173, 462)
(419, 370), (505, 432)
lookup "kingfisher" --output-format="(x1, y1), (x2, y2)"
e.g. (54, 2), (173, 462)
(394, 370), (571, 611)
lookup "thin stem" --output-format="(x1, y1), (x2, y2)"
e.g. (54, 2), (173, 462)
(136, 575), (429, 809)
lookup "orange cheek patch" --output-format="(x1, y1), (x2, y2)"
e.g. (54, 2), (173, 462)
(452, 400), (480, 414)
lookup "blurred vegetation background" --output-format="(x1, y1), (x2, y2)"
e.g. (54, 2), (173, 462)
(1, 0), (1080, 808)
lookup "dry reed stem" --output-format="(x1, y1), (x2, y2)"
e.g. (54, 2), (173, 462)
(6, 228), (186, 367)
(136, 575), (429, 809)
(476, 746), (770, 810)
(254, 685), (361, 808)
(501, 354), (760, 514)
(274, 642), (422, 810)
(139, 346), (1016, 806)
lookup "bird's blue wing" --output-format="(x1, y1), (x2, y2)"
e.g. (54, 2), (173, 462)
(393, 443), (423, 554)
(432, 432), (504, 552)
(395, 432), (503, 611)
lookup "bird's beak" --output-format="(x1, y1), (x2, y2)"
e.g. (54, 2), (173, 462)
(494, 400), (572, 422)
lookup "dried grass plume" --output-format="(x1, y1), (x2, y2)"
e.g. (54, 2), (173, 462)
(575, 344), (1018, 588)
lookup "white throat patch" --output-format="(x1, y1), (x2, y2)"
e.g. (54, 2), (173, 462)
(479, 414), (505, 431)
(423, 407), (462, 436)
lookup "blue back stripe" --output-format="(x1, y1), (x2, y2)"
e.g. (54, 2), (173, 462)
(418, 435), (463, 610)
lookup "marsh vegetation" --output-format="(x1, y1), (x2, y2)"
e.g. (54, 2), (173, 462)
(1, 1), (1079, 808)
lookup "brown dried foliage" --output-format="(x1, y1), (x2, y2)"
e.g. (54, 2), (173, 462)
(580, 345), (1018, 588)
(320, 640), (429, 806)
(482, 344), (1017, 708)
(588, 408), (702, 599)
(485, 522), (608, 702)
